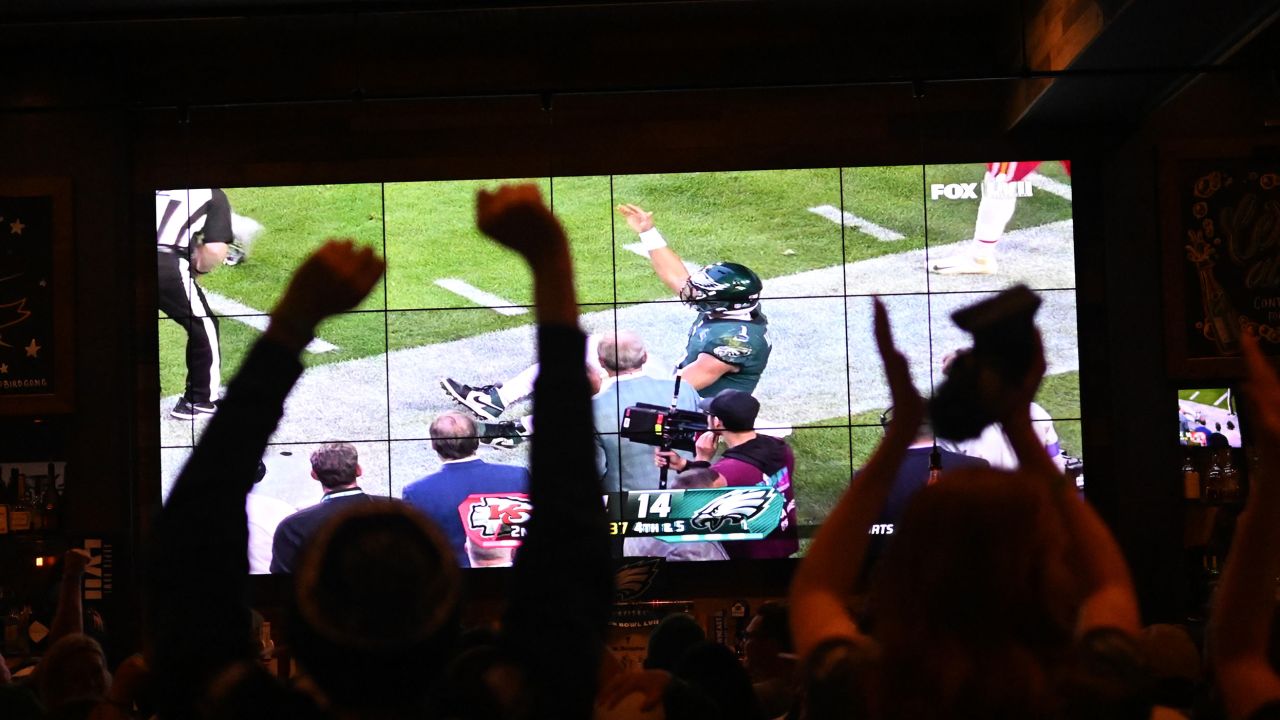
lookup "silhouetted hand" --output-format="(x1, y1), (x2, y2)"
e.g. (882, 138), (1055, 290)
(616, 204), (656, 234)
(271, 239), (385, 337)
(476, 184), (566, 263)
(598, 669), (672, 711)
(1243, 332), (1280, 451)
(874, 298), (923, 436)
(63, 548), (90, 576)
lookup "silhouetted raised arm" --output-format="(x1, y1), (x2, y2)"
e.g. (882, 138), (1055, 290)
(1212, 333), (1280, 720)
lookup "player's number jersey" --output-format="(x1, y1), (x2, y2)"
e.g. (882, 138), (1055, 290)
(683, 311), (772, 397)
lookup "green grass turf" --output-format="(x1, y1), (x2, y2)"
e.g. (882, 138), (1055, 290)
(787, 370), (1083, 530)
(158, 166), (1075, 397)
(1178, 387), (1231, 405)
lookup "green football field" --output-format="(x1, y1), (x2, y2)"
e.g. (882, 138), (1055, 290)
(159, 164), (1074, 398)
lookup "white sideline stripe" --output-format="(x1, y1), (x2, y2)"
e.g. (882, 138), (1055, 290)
(1215, 391), (1230, 407)
(1188, 391), (1200, 400)
(807, 205), (905, 242)
(1026, 172), (1073, 201)
(622, 243), (702, 273)
(434, 278), (529, 317)
(203, 291), (337, 354)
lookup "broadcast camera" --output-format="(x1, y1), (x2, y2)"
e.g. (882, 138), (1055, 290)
(930, 285), (1043, 441)
(620, 403), (709, 453)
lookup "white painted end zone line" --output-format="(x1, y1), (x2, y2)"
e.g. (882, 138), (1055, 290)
(1026, 172), (1073, 201)
(434, 278), (529, 317)
(203, 291), (338, 354)
(808, 205), (905, 242)
(622, 243), (703, 274)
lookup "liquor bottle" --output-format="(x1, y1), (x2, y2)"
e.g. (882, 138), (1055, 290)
(1182, 454), (1202, 500)
(28, 474), (44, 532)
(1220, 450), (1242, 503)
(10, 473), (31, 533)
(1197, 260), (1241, 355)
(42, 479), (61, 531)
(260, 620), (278, 675)
(1204, 452), (1224, 504)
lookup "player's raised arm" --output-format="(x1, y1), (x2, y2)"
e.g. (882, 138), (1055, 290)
(1212, 333), (1280, 720)
(790, 299), (922, 657)
(617, 203), (692, 294)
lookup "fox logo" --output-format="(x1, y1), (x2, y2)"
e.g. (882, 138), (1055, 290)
(466, 495), (533, 540)
(690, 487), (773, 533)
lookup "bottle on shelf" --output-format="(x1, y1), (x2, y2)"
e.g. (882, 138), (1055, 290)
(1205, 451), (1224, 504)
(1182, 453), (1202, 500)
(1220, 450), (1242, 503)
(10, 473), (31, 533)
(260, 620), (278, 675)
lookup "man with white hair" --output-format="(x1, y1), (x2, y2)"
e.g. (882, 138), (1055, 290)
(592, 331), (700, 492)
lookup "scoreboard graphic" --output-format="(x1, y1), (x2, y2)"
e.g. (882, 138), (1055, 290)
(458, 487), (785, 550)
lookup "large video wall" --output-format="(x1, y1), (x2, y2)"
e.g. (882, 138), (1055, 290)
(157, 162), (1080, 567)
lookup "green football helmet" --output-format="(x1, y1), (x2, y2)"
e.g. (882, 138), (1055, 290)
(680, 262), (763, 312)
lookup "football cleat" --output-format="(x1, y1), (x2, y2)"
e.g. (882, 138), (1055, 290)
(928, 252), (998, 276)
(171, 397), (217, 420)
(441, 378), (506, 421)
(223, 240), (247, 266)
(479, 420), (526, 449)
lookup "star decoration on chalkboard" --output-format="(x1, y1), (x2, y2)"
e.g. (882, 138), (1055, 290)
(25, 338), (40, 358)
(9, 219), (24, 235)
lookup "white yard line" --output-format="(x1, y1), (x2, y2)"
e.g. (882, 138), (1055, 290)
(1215, 391), (1230, 407)
(202, 291), (337, 353)
(434, 278), (529, 316)
(622, 242), (703, 273)
(1026, 172), (1073, 201)
(807, 205), (905, 242)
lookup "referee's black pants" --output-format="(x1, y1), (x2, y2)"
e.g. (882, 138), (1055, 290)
(157, 250), (220, 403)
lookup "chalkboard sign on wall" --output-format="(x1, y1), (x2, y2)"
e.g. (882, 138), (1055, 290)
(1166, 156), (1280, 377)
(0, 179), (73, 413)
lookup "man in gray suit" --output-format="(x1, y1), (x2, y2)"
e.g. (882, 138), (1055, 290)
(593, 331), (701, 492)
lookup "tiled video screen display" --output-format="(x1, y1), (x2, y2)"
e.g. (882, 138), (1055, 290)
(157, 161), (1080, 571)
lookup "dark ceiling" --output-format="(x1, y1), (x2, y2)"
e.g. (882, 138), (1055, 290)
(2, 0), (1278, 135)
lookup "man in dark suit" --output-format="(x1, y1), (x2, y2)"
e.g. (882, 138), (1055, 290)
(402, 411), (531, 568)
(269, 442), (372, 573)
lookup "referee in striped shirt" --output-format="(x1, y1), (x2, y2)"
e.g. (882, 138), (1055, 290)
(156, 188), (233, 420)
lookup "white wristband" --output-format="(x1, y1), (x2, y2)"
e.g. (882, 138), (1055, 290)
(638, 228), (668, 251)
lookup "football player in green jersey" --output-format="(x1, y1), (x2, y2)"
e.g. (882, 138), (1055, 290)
(617, 203), (772, 397)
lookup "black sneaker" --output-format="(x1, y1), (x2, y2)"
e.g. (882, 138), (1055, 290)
(441, 377), (506, 421)
(171, 397), (217, 420)
(478, 420), (526, 449)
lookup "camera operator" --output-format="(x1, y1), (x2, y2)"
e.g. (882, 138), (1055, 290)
(655, 390), (799, 559)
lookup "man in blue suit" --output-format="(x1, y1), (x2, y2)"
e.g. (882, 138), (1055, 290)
(402, 411), (530, 568)
(593, 331), (701, 492)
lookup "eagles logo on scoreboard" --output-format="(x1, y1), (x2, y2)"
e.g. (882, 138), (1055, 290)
(689, 487), (773, 532)
(459, 494), (533, 549)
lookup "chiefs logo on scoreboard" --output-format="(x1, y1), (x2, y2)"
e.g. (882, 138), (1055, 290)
(459, 494), (533, 549)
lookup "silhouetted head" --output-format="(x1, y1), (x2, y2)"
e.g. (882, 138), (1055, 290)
(288, 501), (459, 713)
(644, 613), (706, 672)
